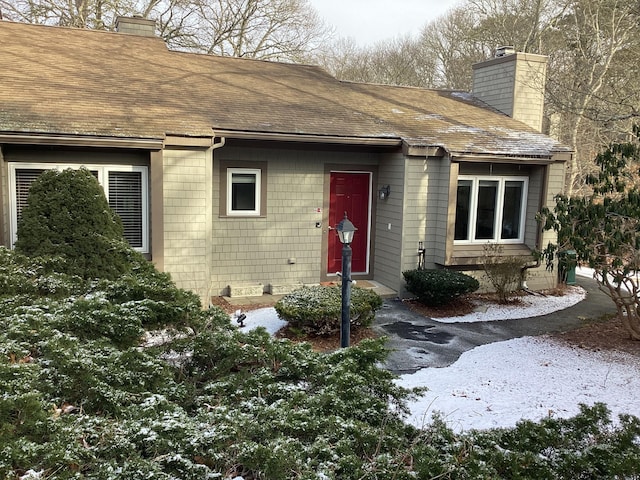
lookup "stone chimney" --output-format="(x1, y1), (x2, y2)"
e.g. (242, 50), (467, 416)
(115, 15), (156, 37)
(472, 47), (547, 132)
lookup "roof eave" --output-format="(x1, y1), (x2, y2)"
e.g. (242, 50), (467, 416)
(450, 151), (569, 164)
(0, 132), (164, 149)
(212, 129), (402, 147)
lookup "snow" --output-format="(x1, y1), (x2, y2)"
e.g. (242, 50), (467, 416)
(399, 337), (640, 432)
(234, 308), (287, 335)
(436, 285), (586, 323)
(235, 274), (640, 432)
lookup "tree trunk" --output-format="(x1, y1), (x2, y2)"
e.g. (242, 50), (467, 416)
(596, 270), (640, 341)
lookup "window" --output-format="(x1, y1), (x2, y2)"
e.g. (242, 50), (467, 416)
(226, 168), (261, 216)
(9, 163), (149, 252)
(454, 176), (527, 243)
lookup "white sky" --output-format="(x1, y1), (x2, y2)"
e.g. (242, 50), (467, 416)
(308, 0), (463, 46)
(237, 269), (640, 431)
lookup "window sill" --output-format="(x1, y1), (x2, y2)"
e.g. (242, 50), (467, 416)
(445, 243), (533, 267)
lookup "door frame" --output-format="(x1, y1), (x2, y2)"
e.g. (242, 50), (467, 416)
(321, 164), (378, 282)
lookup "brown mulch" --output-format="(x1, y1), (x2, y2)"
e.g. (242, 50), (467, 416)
(274, 325), (379, 352)
(550, 315), (640, 356)
(211, 291), (640, 355)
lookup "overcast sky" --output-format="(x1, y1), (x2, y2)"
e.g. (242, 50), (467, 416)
(308, 0), (463, 46)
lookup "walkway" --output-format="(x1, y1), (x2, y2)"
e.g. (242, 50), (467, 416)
(373, 276), (617, 374)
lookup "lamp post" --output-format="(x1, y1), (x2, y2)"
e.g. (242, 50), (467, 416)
(336, 212), (357, 348)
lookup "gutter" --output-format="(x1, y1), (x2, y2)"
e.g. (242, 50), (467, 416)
(0, 133), (163, 149)
(212, 129), (402, 147)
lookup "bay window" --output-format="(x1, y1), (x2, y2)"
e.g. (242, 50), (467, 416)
(454, 176), (528, 243)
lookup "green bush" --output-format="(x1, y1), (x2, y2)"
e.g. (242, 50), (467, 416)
(403, 268), (479, 306)
(15, 167), (132, 280)
(274, 285), (383, 336)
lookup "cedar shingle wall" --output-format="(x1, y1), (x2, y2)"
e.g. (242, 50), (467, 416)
(162, 148), (211, 302)
(208, 146), (379, 296)
(371, 152), (405, 292)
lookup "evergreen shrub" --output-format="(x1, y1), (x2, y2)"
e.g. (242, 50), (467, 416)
(274, 285), (383, 336)
(403, 268), (479, 306)
(2, 246), (640, 479)
(15, 167), (132, 280)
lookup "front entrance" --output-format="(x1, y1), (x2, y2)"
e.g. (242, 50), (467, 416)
(327, 171), (371, 275)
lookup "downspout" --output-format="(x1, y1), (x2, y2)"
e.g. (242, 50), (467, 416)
(206, 135), (226, 305)
(211, 136), (226, 151)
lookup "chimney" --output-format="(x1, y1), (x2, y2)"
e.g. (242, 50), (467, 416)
(472, 48), (547, 132)
(115, 15), (156, 37)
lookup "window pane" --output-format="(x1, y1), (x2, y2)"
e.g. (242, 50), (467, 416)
(231, 173), (256, 211)
(455, 180), (472, 241)
(501, 181), (523, 240)
(475, 180), (498, 240)
(108, 171), (143, 248)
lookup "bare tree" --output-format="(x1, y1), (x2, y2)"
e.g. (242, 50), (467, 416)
(544, 0), (639, 194)
(418, 6), (490, 89)
(468, 0), (569, 53)
(322, 35), (436, 87)
(0, 0), (331, 61)
(181, 0), (331, 60)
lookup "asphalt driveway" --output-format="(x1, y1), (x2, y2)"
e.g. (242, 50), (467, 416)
(373, 276), (616, 374)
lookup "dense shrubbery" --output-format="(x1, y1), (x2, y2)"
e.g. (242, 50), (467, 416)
(403, 268), (480, 306)
(15, 167), (133, 280)
(2, 248), (640, 478)
(0, 248), (419, 478)
(4, 161), (639, 478)
(274, 285), (383, 335)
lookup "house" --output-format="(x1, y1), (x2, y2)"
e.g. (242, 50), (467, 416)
(0, 19), (571, 303)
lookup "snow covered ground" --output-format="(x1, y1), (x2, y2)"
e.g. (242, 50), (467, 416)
(234, 268), (640, 431)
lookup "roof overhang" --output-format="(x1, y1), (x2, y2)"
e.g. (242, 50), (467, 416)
(0, 132), (164, 149)
(403, 141), (572, 164)
(213, 129), (402, 147)
(450, 152), (570, 165)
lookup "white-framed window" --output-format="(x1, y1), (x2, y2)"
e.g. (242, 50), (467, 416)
(9, 163), (149, 253)
(226, 168), (261, 216)
(454, 175), (528, 244)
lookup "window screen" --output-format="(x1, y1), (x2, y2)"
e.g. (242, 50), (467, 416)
(108, 171), (143, 248)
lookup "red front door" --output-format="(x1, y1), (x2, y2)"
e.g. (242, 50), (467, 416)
(328, 172), (370, 274)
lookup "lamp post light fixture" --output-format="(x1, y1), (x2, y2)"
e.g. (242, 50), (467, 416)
(336, 212), (357, 348)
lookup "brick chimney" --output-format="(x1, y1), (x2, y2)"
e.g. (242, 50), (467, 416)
(472, 48), (547, 132)
(115, 15), (156, 36)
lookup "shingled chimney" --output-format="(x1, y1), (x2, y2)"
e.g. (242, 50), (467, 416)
(472, 48), (547, 132)
(115, 15), (156, 37)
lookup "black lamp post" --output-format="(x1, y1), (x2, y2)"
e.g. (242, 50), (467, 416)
(336, 212), (357, 348)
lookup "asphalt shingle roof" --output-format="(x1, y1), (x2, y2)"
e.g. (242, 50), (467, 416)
(0, 20), (570, 158)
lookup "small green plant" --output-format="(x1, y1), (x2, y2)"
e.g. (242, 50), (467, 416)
(482, 243), (530, 304)
(274, 285), (383, 336)
(403, 269), (479, 306)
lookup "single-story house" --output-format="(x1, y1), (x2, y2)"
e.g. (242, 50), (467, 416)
(0, 19), (571, 302)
